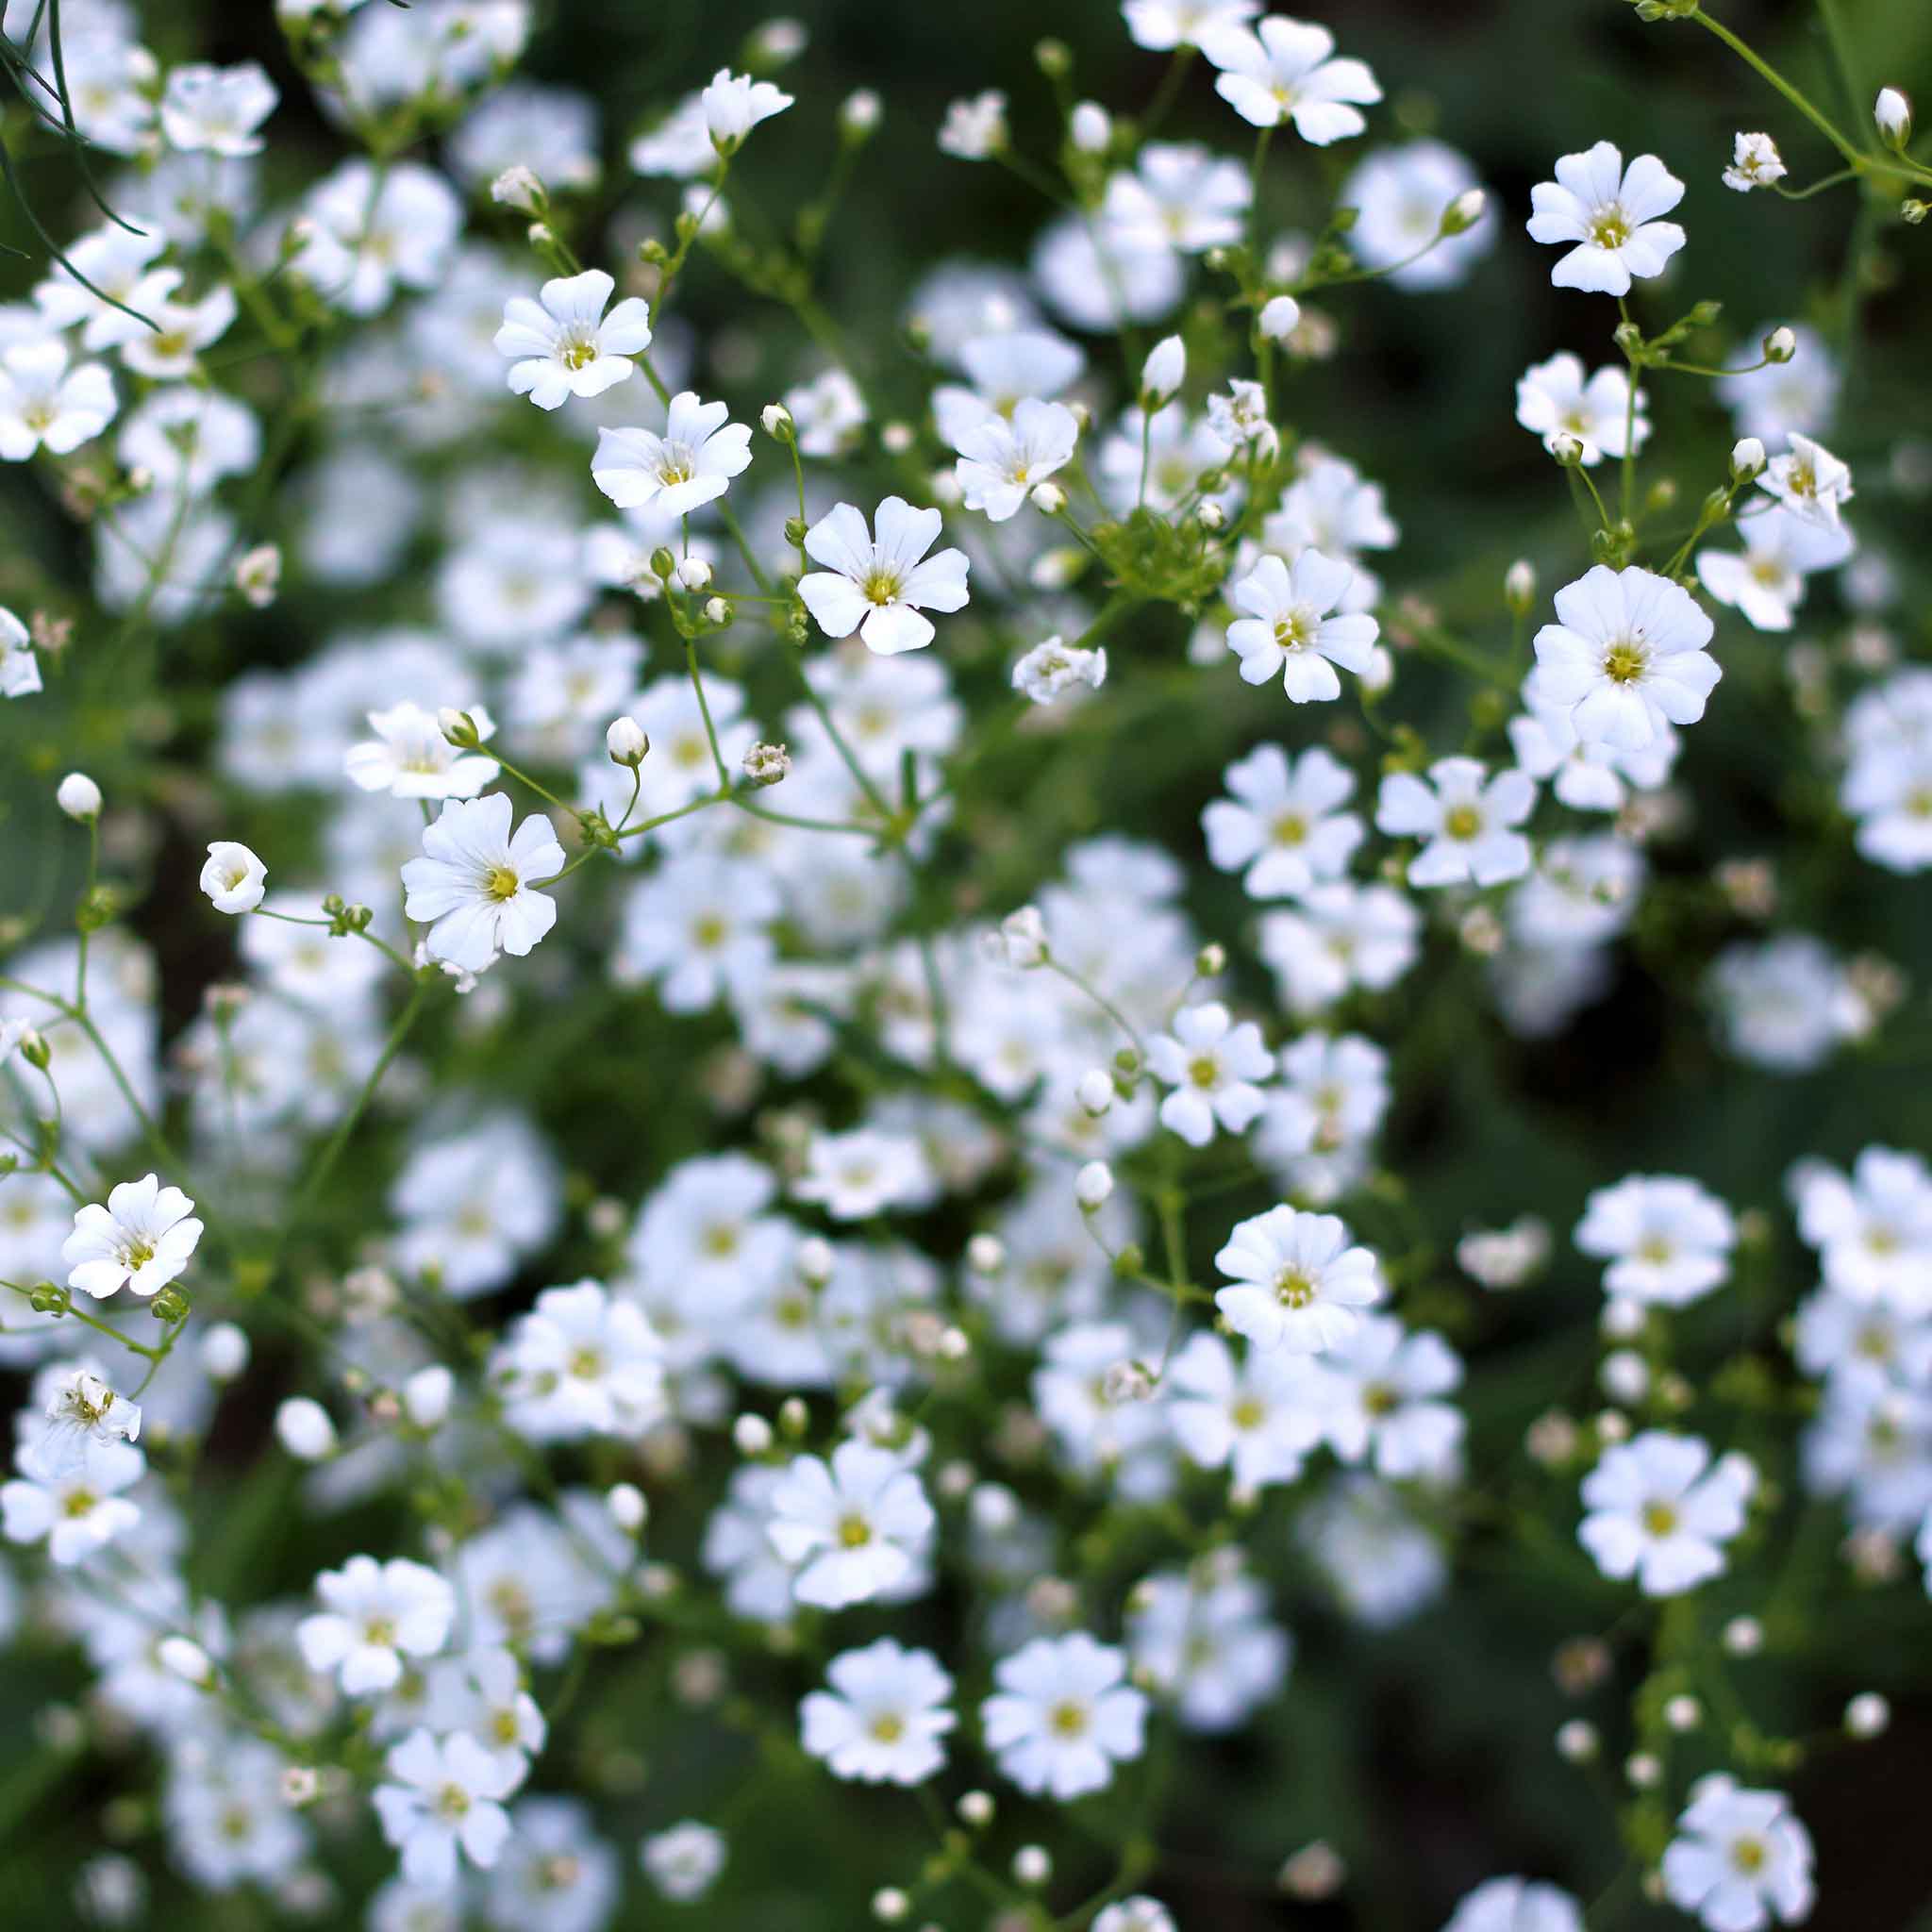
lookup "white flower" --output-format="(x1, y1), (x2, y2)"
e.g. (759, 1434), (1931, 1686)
(701, 68), (793, 152)
(199, 841), (267, 914)
(1756, 432), (1853, 530)
(1695, 506), (1852, 633)
(791, 1127), (934, 1221)
(1526, 142), (1686, 295)
(275, 1396), (338, 1461)
(1202, 742), (1362, 898)
(401, 793), (567, 974)
(1, 1442), (143, 1564)
(1012, 636), (1108, 704)
(1319, 1315), (1465, 1478)
(494, 269), (655, 410)
(1375, 758), (1536, 888)
(158, 61), (277, 157)
(981, 1633), (1148, 1800)
(0, 605), (38, 698)
(1214, 1205), (1382, 1352)
(1094, 1901), (1178, 1932)
(1104, 142), (1251, 254)
(1443, 1877), (1584, 1932)
(297, 1556), (457, 1695)
(1224, 549), (1379, 701)
(801, 1639), (956, 1784)
(939, 90), (1008, 159)
(0, 340), (116, 459)
(1578, 1431), (1751, 1596)
(767, 1440), (935, 1608)
(797, 497), (971, 656)
(1575, 1174), (1737, 1308)
(1723, 132), (1786, 192)
(1145, 1001), (1273, 1147)
(954, 398), (1079, 522)
(346, 700), (501, 799)
(593, 391), (753, 515)
(641, 1823), (725, 1901)
(785, 366), (867, 455)
(1341, 141), (1496, 291)
(1204, 17), (1382, 144)
(495, 1280), (667, 1441)
(1515, 352), (1647, 465)
(1662, 1775), (1815, 1932)
(26, 1365), (142, 1480)
(1531, 565), (1719, 750)
(57, 772), (101, 820)
(1124, 1), (1258, 52)
(373, 1729), (525, 1889)
(62, 1174), (204, 1300)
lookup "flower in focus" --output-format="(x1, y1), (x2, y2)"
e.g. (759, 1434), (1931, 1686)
(401, 793), (567, 974)
(797, 497), (971, 657)
(494, 269), (655, 409)
(62, 1174), (204, 1301)
(1526, 142), (1686, 295)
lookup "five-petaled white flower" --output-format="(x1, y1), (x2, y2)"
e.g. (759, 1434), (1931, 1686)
(1224, 549), (1379, 702)
(592, 391), (753, 516)
(1661, 1774), (1815, 1932)
(1515, 352), (1648, 466)
(1375, 757), (1537, 888)
(797, 497), (971, 657)
(767, 1440), (935, 1609)
(1532, 565), (1720, 750)
(1527, 142), (1686, 295)
(297, 1555), (457, 1695)
(1723, 132), (1786, 193)
(981, 1633), (1148, 1800)
(801, 1639), (957, 1785)
(401, 792), (567, 974)
(494, 269), (655, 410)
(373, 1727), (525, 1888)
(1214, 1205), (1382, 1353)
(954, 398), (1079, 522)
(0, 340), (116, 459)
(1145, 1001), (1274, 1148)
(158, 61), (278, 157)
(26, 1365), (142, 1480)
(1204, 16), (1382, 144)
(1757, 432), (1852, 531)
(63, 1174), (204, 1300)
(1574, 1174), (1737, 1308)
(700, 67), (793, 152)
(1577, 1431), (1751, 1596)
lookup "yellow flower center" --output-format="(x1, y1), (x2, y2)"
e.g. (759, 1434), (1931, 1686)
(485, 866), (520, 901)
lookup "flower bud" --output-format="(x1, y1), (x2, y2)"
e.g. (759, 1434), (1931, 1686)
(1140, 334), (1185, 407)
(1556, 1718), (1599, 1762)
(158, 1637), (214, 1687)
(1845, 1691), (1890, 1739)
(1075, 1069), (1114, 1116)
(733, 1412), (774, 1456)
(704, 595), (731, 625)
(872, 1890), (909, 1924)
(438, 708), (484, 749)
(1763, 325), (1797, 363)
(840, 90), (881, 139)
(1549, 431), (1586, 469)
(1875, 87), (1912, 149)
(57, 773), (101, 821)
(1012, 1845), (1052, 1886)
(275, 1397), (337, 1461)
(234, 543), (281, 609)
(957, 1790), (994, 1827)
(676, 556), (713, 591)
(991, 905), (1047, 967)
(761, 402), (793, 440)
(403, 1365), (453, 1428)
(1904, 198), (1929, 225)
(607, 1481), (648, 1532)
(491, 164), (546, 212)
(1029, 480), (1066, 514)
(1504, 559), (1536, 613)
(1440, 187), (1486, 235)
(1074, 1160), (1113, 1209)
(1258, 292), (1303, 341)
(1730, 436), (1766, 480)
(1070, 101), (1111, 153)
(607, 716), (650, 766)
(199, 1323), (249, 1380)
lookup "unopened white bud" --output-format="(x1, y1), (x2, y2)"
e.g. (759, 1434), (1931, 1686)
(1845, 1691), (1890, 1738)
(733, 1413), (774, 1457)
(1763, 325), (1797, 363)
(607, 1481), (648, 1532)
(1722, 1615), (1764, 1657)
(1070, 101), (1111, 152)
(840, 89), (881, 137)
(675, 556), (712, 591)
(881, 422), (914, 456)
(1074, 1160), (1114, 1209)
(872, 1889), (910, 1924)
(275, 1397), (337, 1461)
(965, 1232), (1006, 1275)
(57, 773), (101, 821)
(1550, 430), (1586, 468)
(1556, 1719), (1599, 1762)
(491, 164), (545, 212)
(1625, 1751), (1663, 1789)
(1075, 1069), (1114, 1116)
(1664, 1695), (1702, 1733)
(1012, 1846), (1052, 1887)
(1730, 437), (1766, 480)
(607, 716), (649, 766)
(402, 1365), (453, 1429)
(1195, 498), (1226, 530)
(158, 1637), (214, 1686)
(704, 595), (730, 625)
(1441, 187), (1486, 234)
(796, 1236), (835, 1288)
(1504, 559), (1536, 612)
(198, 1322), (250, 1381)
(1141, 333), (1185, 406)
(1029, 480), (1066, 514)
(957, 1790), (994, 1827)
(1875, 88), (1912, 149)
(761, 402), (793, 438)
(1258, 293), (1302, 341)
